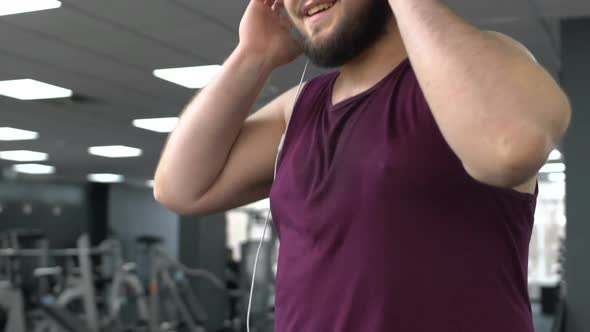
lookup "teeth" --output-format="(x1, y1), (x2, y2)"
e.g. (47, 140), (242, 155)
(307, 2), (334, 16)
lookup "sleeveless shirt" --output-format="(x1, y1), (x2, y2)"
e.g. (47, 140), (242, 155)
(269, 58), (537, 332)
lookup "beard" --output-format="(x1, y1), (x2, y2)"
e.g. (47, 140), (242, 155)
(294, 0), (394, 68)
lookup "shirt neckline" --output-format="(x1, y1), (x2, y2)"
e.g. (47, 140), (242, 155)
(327, 57), (410, 111)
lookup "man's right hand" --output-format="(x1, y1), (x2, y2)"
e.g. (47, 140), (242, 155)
(239, 0), (303, 69)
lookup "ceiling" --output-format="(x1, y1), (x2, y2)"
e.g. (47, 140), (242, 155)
(0, 0), (586, 184)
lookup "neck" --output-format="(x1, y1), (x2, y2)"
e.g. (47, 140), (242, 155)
(334, 21), (407, 99)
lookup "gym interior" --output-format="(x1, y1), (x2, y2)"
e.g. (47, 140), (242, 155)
(0, 1), (588, 332)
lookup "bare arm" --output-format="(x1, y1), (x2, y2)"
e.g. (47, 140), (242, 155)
(154, 0), (303, 216)
(153, 48), (273, 213)
(154, 46), (301, 215)
(389, 0), (571, 188)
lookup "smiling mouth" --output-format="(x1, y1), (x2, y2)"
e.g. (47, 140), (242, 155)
(305, 1), (336, 17)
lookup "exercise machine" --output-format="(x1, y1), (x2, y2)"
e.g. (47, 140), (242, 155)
(53, 235), (149, 331)
(101, 238), (150, 331)
(0, 232), (148, 332)
(0, 231), (93, 332)
(136, 236), (226, 332)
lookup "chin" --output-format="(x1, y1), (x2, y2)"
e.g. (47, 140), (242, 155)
(307, 27), (338, 46)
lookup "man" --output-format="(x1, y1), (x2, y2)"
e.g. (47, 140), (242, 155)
(154, 0), (571, 330)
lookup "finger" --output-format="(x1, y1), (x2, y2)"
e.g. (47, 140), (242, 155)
(271, 1), (281, 13)
(271, 1), (285, 15)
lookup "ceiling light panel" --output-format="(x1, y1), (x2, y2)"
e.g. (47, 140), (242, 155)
(0, 0), (62, 16)
(548, 149), (562, 161)
(88, 145), (142, 158)
(12, 163), (55, 175)
(0, 79), (72, 100)
(133, 117), (179, 133)
(87, 173), (124, 183)
(548, 172), (566, 182)
(153, 65), (221, 89)
(0, 150), (48, 162)
(540, 163), (566, 173)
(0, 127), (39, 141)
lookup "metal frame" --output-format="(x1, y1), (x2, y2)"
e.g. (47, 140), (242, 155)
(0, 233), (146, 332)
(140, 239), (224, 332)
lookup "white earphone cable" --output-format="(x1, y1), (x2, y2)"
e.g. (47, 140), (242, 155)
(246, 59), (309, 332)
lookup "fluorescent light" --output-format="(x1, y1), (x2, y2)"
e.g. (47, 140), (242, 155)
(548, 172), (566, 182)
(153, 65), (221, 89)
(0, 79), (72, 100)
(146, 180), (155, 188)
(540, 163), (566, 173)
(246, 198), (270, 210)
(88, 145), (142, 158)
(87, 173), (124, 183)
(548, 149), (562, 161)
(0, 0), (62, 16)
(0, 150), (48, 162)
(133, 117), (179, 133)
(0, 127), (39, 141)
(12, 163), (55, 175)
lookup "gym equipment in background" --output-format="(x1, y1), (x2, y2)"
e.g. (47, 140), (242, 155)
(136, 236), (226, 332)
(0, 231), (93, 332)
(0, 232), (149, 332)
(56, 235), (149, 331)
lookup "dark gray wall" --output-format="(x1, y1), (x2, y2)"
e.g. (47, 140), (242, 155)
(0, 181), (88, 248)
(108, 184), (178, 260)
(562, 17), (590, 332)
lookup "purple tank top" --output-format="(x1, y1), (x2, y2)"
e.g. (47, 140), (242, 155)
(269, 58), (537, 332)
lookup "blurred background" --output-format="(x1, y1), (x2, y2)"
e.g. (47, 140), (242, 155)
(0, 1), (588, 331)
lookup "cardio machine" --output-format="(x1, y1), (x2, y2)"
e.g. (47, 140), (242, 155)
(135, 236), (227, 332)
